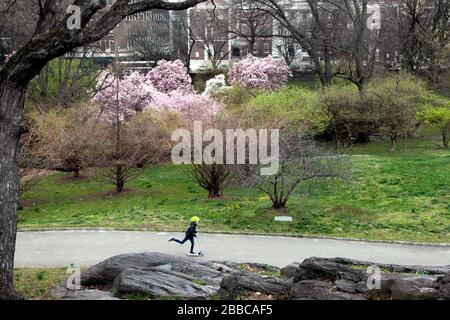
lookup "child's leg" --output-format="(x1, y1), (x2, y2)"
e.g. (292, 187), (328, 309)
(188, 237), (195, 254)
(172, 236), (189, 245)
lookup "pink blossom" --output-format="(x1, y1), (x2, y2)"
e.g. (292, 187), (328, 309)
(92, 66), (221, 125)
(4, 50), (16, 63)
(93, 71), (156, 122)
(228, 55), (292, 90)
(151, 89), (221, 124)
(147, 59), (193, 94)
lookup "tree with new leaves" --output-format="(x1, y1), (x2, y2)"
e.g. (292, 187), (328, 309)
(318, 84), (376, 148)
(417, 102), (450, 149)
(368, 73), (430, 150)
(0, 0), (207, 300)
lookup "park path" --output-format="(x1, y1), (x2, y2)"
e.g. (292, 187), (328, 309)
(15, 230), (450, 268)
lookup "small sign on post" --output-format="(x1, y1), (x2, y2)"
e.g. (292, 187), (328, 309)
(274, 216), (293, 222)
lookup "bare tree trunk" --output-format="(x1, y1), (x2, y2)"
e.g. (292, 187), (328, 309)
(272, 200), (286, 210)
(0, 81), (27, 300)
(208, 186), (221, 199)
(443, 127), (449, 149)
(115, 165), (125, 193)
(390, 136), (397, 151)
(74, 165), (81, 179)
(323, 46), (333, 86)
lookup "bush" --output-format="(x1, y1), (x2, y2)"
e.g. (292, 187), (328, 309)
(244, 86), (329, 135)
(317, 84), (374, 148)
(368, 73), (431, 150)
(417, 102), (450, 148)
(28, 104), (107, 178)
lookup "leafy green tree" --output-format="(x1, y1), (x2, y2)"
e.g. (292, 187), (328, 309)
(368, 74), (430, 150)
(28, 56), (101, 110)
(317, 84), (375, 148)
(417, 104), (450, 149)
(244, 86), (330, 135)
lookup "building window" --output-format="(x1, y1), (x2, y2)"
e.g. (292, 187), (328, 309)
(232, 47), (241, 57)
(263, 42), (270, 54)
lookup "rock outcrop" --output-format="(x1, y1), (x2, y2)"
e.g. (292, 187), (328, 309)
(218, 272), (291, 299)
(289, 257), (450, 300)
(78, 252), (236, 299)
(58, 253), (450, 300)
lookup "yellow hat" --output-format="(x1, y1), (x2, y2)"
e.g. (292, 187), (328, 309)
(191, 216), (200, 223)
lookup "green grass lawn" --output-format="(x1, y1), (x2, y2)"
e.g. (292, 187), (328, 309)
(14, 268), (67, 300)
(18, 130), (450, 244)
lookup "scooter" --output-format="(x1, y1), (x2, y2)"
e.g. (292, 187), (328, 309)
(186, 236), (204, 257)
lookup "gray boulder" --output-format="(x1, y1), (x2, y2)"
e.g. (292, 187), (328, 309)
(335, 279), (358, 294)
(290, 280), (366, 300)
(294, 257), (365, 282)
(281, 263), (300, 279)
(391, 277), (440, 300)
(58, 254), (450, 301)
(219, 272), (291, 299)
(61, 289), (120, 300)
(439, 282), (450, 299)
(112, 267), (216, 299)
(290, 257), (450, 300)
(81, 252), (234, 287)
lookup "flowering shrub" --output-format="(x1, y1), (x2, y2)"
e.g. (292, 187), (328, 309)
(228, 55), (292, 90)
(147, 59), (193, 94)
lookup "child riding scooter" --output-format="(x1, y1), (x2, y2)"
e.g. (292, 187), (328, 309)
(168, 216), (202, 256)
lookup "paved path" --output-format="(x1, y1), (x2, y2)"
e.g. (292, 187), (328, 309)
(15, 230), (450, 268)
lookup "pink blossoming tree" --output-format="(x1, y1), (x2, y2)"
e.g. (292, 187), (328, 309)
(93, 71), (156, 121)
(151, 89), (221, 124)
(93, 62), (221, 124)
(147, 59), (193, 94)
(228, 55), (292, 90)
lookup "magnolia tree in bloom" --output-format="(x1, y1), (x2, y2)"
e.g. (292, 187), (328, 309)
(93, 71), (156, 121)
(93, 61), (221, 124)
(152, 90), (221, 124)
(228, 55), (292, 90)
(147, 59), (193, 94)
